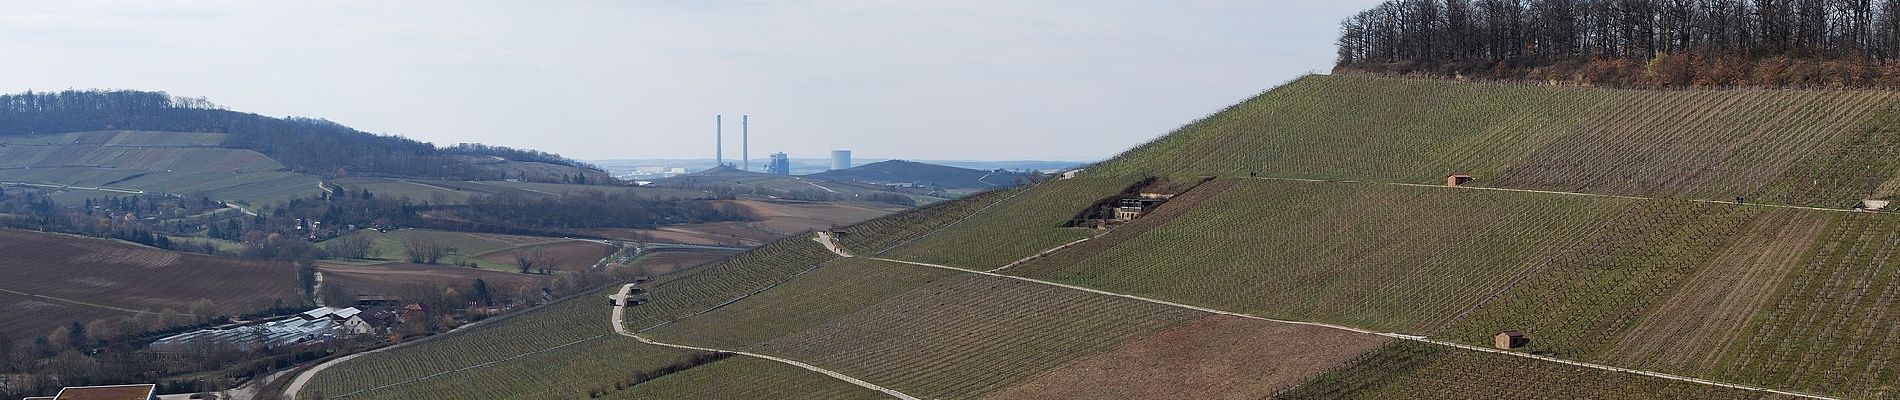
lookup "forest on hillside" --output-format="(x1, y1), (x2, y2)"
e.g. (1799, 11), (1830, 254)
(1337, 0), (1900, 88)
(0, 90), (606, 180)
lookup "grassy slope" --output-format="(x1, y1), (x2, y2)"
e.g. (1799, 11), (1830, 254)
(1277, 341), (1778, 399)
(1093, 74), (1900, 208)
(883, 178), (1129, 270)
(650, 258), (1203, 399)
(1016, 179), (1635, 333)
(607, 357), (888, 400)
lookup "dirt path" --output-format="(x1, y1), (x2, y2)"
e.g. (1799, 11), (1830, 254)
(1257, 176), (1864, 214)
(807, 232), (1838, 400)
(610, 284), (918, 400)
(0, 287), (166, 315)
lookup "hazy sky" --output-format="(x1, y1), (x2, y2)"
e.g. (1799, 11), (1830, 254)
(0, 1), (1380, 161)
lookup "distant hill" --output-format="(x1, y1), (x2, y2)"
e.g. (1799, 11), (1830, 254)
(807, 160), (1022, 189)
(0, 90), (611, 183)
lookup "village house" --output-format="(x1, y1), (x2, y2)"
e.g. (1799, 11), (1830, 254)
(22, 383), (156, 400)
(344, 309), (402, 335)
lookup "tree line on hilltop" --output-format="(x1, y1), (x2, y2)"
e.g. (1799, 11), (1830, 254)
(0, 90), (610, 182)
(1336, 0), (1900, 87)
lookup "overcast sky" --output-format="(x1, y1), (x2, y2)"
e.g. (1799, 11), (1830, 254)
(0, 1), (1379, 161)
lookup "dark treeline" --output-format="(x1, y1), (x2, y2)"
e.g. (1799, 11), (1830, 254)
(0, 90), (611, 182)
(1337, 0), (1900, 87)
(442, 143), (604, 171)
(452, 191), (747, 230)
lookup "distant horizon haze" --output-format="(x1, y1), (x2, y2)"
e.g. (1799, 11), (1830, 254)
(0, 1), (1380, 161)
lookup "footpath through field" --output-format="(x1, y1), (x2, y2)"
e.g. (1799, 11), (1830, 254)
(809, 233), (1839, 400)
(1257, 176), (1863, 214)
(609, 284), (920, 400)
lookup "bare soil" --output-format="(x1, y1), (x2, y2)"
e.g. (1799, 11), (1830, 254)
(981, 315), (1388, 400)
(319, 262), (545, 300)
(474, 240), (612, 271)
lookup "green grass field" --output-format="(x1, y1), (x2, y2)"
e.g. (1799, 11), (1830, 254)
(320, 229), (570, 271)
(1092, 75), (1900, 208)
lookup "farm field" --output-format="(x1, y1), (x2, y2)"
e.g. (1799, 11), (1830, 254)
(622, 248), (736, 277)
(981, 315), (1386, 399)
(644, 257), (959, 348)
(606, 356), (888, 400)
(713, 199), (892, 234)
(1276, 341), (1781, 399)
(1017, 179), (1637, 333)
(1089, 74), (1900, 208)
(318, 262), (547, 303)
(1438, 201), (1762, 358)
(0, 131), (229, 147)
(1702, 211), (1900, 397)
(330, 177), (707, 205)
(883, 178), (1129, 270)
(746, 272), (1205, 399)
(834, 188), (1014, 255)
(0, 228), (296, 338)
(590, 223), (776, 247)
(323, 229), (606, 272)
(296, 286), (707, 400)
(620, 237), (840, 331)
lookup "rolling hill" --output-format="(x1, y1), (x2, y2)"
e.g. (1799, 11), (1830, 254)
(0, 90), (616, 208)
(806, 160), (1025, 190)
(294, 73), (1900, 399)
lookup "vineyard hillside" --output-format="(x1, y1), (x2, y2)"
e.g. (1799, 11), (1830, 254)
(294, 75), (1900, 399)
(1093, 74), (1900, 208)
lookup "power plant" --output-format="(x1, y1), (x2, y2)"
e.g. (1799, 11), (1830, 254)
(831, 149), (852, 171)
(713, 115), (850, 174)
(767, 152), (792, 175)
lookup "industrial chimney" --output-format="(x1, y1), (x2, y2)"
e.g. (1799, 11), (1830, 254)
(715, 115), (724, 167)
(743, 115), (750, 172)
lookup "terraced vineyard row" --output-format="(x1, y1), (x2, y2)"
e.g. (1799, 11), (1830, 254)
(607, 357), (889, 400)
(884, 178), (1131, 270)
(1019, 179), (1636, 333)
(1714, 212), (1900, 397)
(1089, 74), (1900, 207)
(1090, 75), (1615, 181)
(1493, 89), (1899, 204)
(644, 258), (957, 348)
(298, 286), (695, 399)
(1277, 341), (1779, 399)
(1442, 202), (1759, 359)
(835, 188), (1016, 255)
(747, 273), (1202, 399)
(622, 236), (839, 331)
(1004, 178), (1239, 275)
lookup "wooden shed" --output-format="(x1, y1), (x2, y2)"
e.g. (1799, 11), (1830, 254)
(1446, 174), (1474, 187)
(1494, 330), (1526, 349)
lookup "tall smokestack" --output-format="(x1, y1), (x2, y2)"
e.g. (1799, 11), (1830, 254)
(742, 115), (750, 172)
(716, 114), (723, 167)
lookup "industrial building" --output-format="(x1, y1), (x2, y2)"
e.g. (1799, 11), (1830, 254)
(767, 152), (793, 175)
(832, 149), (852, 170)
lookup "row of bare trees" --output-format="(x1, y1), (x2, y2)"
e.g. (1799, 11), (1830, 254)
(1339, 0), (1900, 82)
